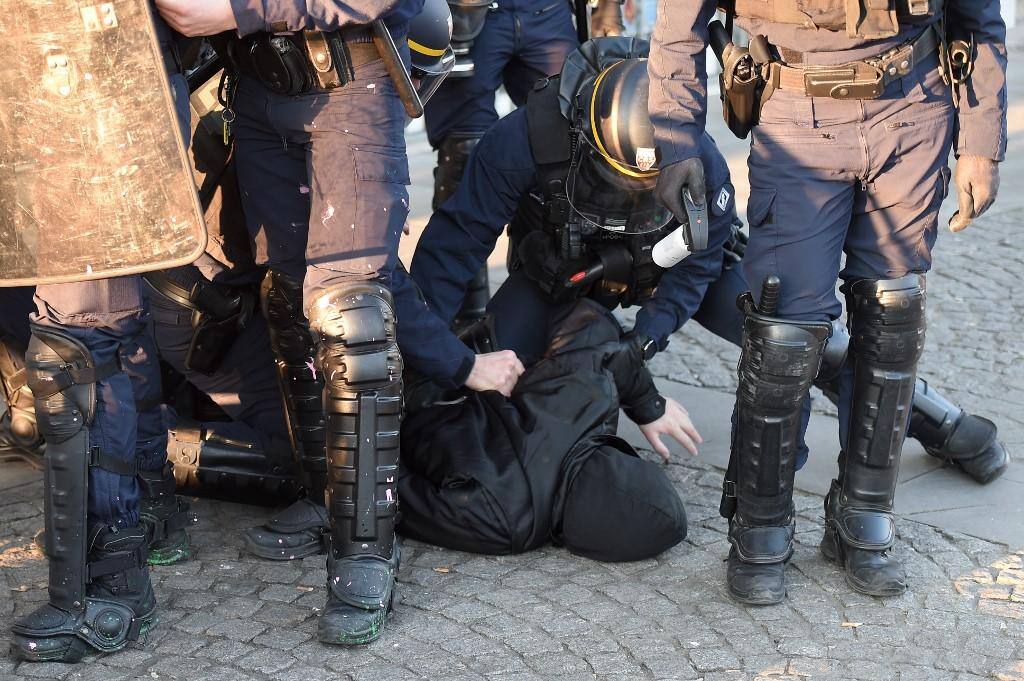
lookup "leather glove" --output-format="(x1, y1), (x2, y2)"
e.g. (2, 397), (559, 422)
(949, 155), (1000, 232)
(655, 157), (707, 218)
(590, 0), (625, 37)
(655, 157), (709, 250)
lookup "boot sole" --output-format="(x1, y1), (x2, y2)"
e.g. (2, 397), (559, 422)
(317, 605), (390, 646)
(727, 587), (786, 606)
(243, 535), (326, 561)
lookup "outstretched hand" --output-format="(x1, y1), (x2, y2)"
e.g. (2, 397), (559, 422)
(638, 397), (702, 462)
(464, 350), (525, 397)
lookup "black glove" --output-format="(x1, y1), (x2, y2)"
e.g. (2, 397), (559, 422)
(590, 0), (625, 37)
(655, 157), (709, 251)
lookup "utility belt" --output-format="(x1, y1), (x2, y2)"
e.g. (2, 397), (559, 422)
(223, 29), (381, 96)
(144, 272), (257, 377)
(712, 22), (951, 139)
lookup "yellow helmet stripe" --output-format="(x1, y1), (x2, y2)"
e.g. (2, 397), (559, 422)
(408, 38), (446, 58)
(589, 61), (658, 180)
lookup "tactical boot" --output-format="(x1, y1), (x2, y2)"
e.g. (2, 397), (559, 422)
(318, 544), (401, 645)
(820, 480), (906, 596)
(726, 541), (790, 606)
(12, 523), (157, 663)
(920, 411), (1009, 484)
(139, 463), (197, 565)
(904, 378), (1008, 484)
(243, 497), (329, 560)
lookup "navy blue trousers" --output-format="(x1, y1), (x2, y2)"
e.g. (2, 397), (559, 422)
(29, 70), (191, 527)
(424, 0), (578, 147)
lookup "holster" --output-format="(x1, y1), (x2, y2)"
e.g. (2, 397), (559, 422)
(719, 46), (762, 140)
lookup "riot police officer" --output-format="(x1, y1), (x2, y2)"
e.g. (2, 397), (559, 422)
(646, 0), (1007, 603)
(8, 10), (197, 663)
(156, 0), (438, 647)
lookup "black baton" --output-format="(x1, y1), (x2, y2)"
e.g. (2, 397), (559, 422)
(371, 20), (424, 118)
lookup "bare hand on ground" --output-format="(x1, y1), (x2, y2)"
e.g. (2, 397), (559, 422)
(639, 397), (702, 462)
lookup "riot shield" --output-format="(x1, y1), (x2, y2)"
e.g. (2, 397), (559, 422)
(0, 0), (206, 286)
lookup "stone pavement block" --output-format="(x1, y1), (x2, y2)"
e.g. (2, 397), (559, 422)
(205, 618), (269, 642)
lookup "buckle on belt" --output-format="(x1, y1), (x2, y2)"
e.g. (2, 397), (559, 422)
(803, 61), (884, 100)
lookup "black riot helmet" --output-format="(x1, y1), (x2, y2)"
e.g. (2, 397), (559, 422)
(408, 0), (456, 104)
(558, 39), (672, 235)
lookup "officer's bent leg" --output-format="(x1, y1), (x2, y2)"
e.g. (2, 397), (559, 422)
(12, 278), (156, 662)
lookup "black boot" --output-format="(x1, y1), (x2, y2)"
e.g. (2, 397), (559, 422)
(139, 463), (197, 565)
(13, 523), (157, 662)
(909, 380), (1009, 484)
(820, 275), (926, 597)
(12, 326), (156, 662)
(722, 284), (831, 605)
(244, 271), (330, 560)
(308, 282), (402, 646)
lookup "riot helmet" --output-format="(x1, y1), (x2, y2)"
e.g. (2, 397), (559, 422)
(559, 39), (672, 235)
(408, 0), (456, 104)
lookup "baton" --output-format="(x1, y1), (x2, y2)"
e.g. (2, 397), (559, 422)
(574, 0), (589, 44)
(371, 20), (424, 119)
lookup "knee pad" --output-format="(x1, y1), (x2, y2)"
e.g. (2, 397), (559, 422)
(308, 282), (403, 392)
(261, 269), (315, 364)
(557, 437), (686, 563)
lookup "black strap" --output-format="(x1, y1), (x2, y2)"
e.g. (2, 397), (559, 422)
(525, 77), (575, 229)
(86, 545), (147, 580)
(90, 447), (138, 476)
(28, 358), (120, 398)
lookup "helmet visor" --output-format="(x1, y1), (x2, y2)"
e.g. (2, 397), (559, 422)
(413, 47), (456, 105)
(566, 142), (672, 235)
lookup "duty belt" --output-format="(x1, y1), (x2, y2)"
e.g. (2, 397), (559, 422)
(227, 29), (381, 94)
(768, 25), (939, 100)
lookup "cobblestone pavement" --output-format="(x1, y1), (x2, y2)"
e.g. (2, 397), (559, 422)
(2, 451), (1024, 680)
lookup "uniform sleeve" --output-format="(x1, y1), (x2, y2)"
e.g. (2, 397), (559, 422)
(646, 0), (718, 167)
(410, 109), (539, 325)
(392, 266), (476, 389)
(947, 0), (1007, 162)
(229, 0), (408, 37)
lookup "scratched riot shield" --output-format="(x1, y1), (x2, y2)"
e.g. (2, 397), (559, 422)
(0, 0), (206, 286)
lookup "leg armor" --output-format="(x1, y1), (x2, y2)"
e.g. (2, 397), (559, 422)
(817, 324), (1008, 485)
(11, 327), (156, 662)
(243, 270), (329, 560)
(308, 282), (402, 646)
(434, 133), (489, 324)
(168, 420), (303, 503)
(820, 274), (926, 597)
(723, 292), (831, 605)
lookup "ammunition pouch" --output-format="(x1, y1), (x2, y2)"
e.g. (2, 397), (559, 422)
(144, 271), (256, 376)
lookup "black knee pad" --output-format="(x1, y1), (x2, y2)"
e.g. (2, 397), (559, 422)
(557, 437), (686, 563)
